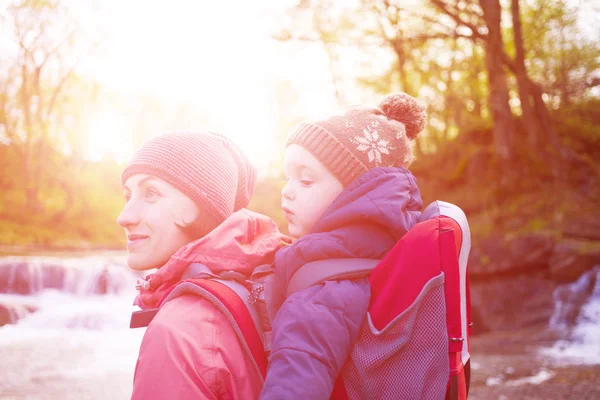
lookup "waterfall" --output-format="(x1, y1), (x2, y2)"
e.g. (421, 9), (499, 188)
(0, 255), (142, 329)
(543, 265), (600, 364)
(0, 256), (141, 296)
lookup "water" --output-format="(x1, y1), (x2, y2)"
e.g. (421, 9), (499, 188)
(485, 368), (556, 387)
(0, 256), (146, 400)
(542, 265), (600, 365)
(0, 255), (139, 297)
(1, 257), (598, 399)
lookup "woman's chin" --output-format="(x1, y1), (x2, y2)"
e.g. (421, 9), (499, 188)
(127, 253), (156, 271)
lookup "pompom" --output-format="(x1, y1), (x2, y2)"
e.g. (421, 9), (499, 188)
(379, 93), (427, 140)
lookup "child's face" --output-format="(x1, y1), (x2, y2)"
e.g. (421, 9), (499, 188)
(281, 144), (344, 238)
(117, 174), (200, 271)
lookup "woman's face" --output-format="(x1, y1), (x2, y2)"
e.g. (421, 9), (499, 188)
(117, 174), (200, 271)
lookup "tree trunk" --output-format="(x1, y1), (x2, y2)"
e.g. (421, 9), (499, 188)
(392, 38), (411, 95)
(479, 0), (515, 161)
(495, 34), (564, 173)
(471, 45), (484, 118)
(511, 0), (541, 149)
(443, 42), (459, 141)
(530, 81), (562, 155)
(414, 135), (424, 158)
(558, 27), (570, 106)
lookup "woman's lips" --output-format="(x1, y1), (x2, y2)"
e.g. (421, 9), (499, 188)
(127, 234), (149, 249)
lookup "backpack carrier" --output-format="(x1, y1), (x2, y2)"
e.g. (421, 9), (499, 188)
(130, 201), (472, 399)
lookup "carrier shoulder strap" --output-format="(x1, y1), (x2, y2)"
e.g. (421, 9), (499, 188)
(286, 258), (380, 298)
(129, 263), (269, 380)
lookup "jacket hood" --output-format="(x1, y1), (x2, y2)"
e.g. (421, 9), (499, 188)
(135, 209), (291, 309)
(268, 167), (422, 315)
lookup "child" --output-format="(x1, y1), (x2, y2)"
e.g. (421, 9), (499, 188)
(261, 93), (427, 399)
(118, 131), (288, 399)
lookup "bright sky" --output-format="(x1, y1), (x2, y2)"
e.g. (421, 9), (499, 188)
(72, 0), (341, 173)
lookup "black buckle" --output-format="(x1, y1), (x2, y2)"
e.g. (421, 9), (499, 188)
(130, 308), (160, 328)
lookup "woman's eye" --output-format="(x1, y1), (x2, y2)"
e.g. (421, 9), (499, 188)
(145, 189), (159, 200)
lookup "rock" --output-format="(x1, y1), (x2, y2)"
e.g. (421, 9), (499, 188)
(0, 304), (11, 326)
(95, 267), (111, 295)
(0, 303), (38, 326)
(0, 262), (29, 294)
(470, 303), (489, 336)
(0, 261), (132, 295)
(470, 273), (557, 332)
(468, 236), (600, 334)
(469, 233), (554, 276)
(562, 217), (600, 241)
(0, 261), (66, 294)
(549, 239), (600, 283)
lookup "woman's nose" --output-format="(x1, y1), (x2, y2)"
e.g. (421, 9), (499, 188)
(116, 200), (140, 228)
(281, 182), (295, 201)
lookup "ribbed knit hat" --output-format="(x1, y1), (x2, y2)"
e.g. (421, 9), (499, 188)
(286, 93), (427, 187)
(122, 131), (256, 230)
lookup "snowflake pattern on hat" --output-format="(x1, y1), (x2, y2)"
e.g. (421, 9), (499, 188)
(396, 123), (406, 139)
(286, 92), (427, 186)
(350, 124), (394, 166)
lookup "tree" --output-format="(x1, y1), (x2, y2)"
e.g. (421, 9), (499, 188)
(521, 0), (600, 106)
(275, 0), (597, 163)
(429, 0), (516, 159)
(511, 0), (541, 149)
(274, 0), (490, 151)
(479, 0), (516, 160)
(0, 0), (94, 211)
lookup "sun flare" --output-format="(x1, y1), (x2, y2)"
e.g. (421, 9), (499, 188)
(85, 111), (132, 163)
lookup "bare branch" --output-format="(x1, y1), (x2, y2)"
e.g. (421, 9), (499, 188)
(43, 29), (77, 64)
(429, 0), (487, 41)
(44, 64), (78, 126)
(20, 63), (33, 140)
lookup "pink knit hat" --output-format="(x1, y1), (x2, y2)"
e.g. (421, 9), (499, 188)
(122, 131), (256, 230)
(286, 93), (427, 187)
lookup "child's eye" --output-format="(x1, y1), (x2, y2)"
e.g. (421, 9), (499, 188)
(300, 180), (313, 187)
(145, 188), (159, 200)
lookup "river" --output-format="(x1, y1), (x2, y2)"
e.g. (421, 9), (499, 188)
(0, 256), (598, 399)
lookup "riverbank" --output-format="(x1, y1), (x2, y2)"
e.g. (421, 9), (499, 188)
(2, 322), (598, 399)
(0, 245), (125, 258)
(469, 326), (600, 399)
(1, 255), (598, 398)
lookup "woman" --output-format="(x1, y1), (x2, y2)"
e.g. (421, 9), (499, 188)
(117, 131), (287, 400)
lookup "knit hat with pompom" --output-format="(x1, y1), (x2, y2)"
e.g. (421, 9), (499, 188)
(286, 93), (427, 187)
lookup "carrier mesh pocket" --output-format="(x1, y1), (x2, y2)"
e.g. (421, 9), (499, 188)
(343, 274), (449, 400)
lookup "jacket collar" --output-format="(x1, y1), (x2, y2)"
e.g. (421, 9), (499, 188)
(135, 209), (290, 309)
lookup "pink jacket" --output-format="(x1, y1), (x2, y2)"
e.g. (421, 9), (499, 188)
(131, 209), (289, 400)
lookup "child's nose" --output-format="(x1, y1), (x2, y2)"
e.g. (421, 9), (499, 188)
(281, 183), (295, 201)
(116, 200), (140, 228)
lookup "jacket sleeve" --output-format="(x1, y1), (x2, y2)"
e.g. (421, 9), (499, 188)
(131, 294), (263, 400)
(260, 278), (370, 400)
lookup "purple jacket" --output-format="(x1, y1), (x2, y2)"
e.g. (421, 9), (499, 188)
(261, 167), (422, 399)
